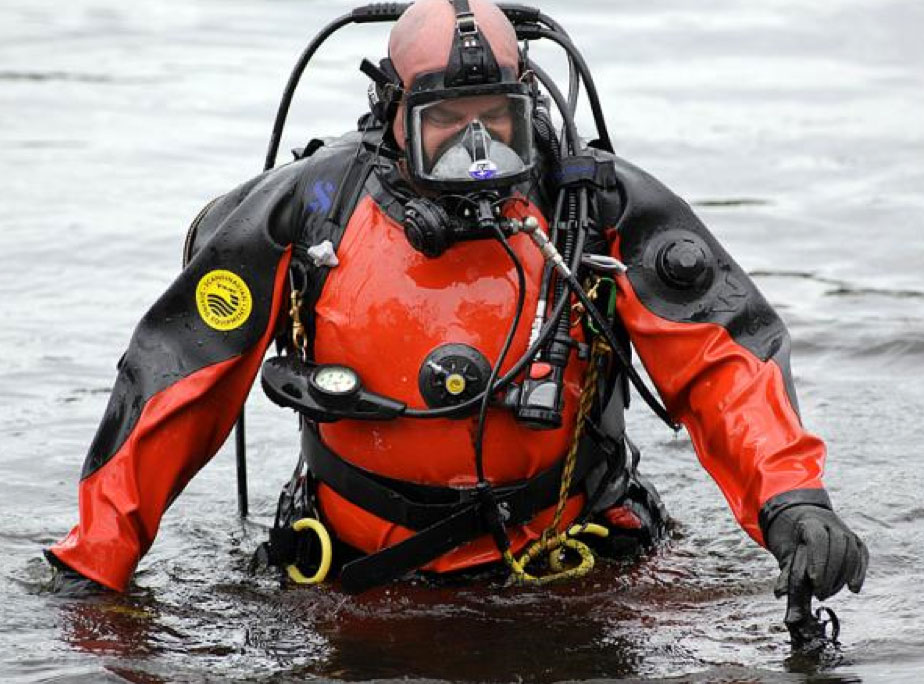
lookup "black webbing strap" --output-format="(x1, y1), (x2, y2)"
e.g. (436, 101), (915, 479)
(552, 155), (618, 190)
(445, 0), (501, 86)
(301, 429), (608, 592)
(292, 132), (380, 359)
(303, 429), (477, 529)
(451, 0), (474, 27)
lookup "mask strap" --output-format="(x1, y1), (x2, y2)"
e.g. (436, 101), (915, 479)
(360, 58), (403, 124)
(445, 0), (501, 86)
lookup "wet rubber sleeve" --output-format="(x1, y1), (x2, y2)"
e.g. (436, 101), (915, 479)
(603, 157), (826, 546)
(47, 164), (303, 591)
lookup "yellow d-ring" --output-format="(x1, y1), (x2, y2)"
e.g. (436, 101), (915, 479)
(285, 517), (333, 585)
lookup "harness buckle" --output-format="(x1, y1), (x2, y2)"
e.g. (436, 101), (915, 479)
(475, 482), (511, 553)
(457, 12), (478, 36)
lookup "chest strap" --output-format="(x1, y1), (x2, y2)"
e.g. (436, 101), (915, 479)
(301, 428), (608, 593)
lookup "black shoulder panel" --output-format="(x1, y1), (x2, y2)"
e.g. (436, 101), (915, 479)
(597, 154), (800, 415)
(185, 130), (379, 263)
(290, 131), (381, 359)
(82, 132), (382, 479)
(294, 132), (375, 238)
(183, 175), (264, 267)
(81, 161), (306, 479)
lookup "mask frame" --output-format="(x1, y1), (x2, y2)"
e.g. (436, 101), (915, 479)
(403, 81), (537, 193)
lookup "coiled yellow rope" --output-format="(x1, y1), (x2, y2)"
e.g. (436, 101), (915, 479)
(504, 337), (611, 585)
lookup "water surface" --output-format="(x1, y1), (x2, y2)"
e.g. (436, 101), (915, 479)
(1, 0), (922, 681)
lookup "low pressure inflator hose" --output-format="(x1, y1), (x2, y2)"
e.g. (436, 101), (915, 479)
(521, 216), (572, 276)
(520, 217), (679, 430)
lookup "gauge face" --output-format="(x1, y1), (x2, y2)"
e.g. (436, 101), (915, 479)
(311, 365), (360, 396)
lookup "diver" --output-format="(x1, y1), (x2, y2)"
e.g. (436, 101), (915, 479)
(46, 0), (867, 642)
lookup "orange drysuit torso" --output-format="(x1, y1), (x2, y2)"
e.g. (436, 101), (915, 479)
(312, 195), (588, 570)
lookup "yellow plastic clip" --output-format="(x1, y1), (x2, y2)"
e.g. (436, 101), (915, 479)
(285, 517), (333, 585)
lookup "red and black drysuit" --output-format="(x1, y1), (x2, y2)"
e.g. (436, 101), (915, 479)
(47, 130), (828, 592)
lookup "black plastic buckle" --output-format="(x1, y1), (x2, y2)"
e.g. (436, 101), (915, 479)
(475, 482), (511, 553)
(457, 11), (478, 36)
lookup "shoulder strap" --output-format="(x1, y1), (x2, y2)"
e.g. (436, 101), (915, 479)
(288, 130), (382, 358)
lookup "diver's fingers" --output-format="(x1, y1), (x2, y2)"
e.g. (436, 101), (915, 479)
(799, 519), (830, 595)
(784, 545), (812, 625)
(774, 549), (795, 599)
(833, 534), (862, 597)
(788, 543), (810, 597)
(819, 522), (849, 599)
(848, 536), (870, 593)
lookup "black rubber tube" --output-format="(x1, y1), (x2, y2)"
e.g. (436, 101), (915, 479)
(526, 59), (579, 155)
(532, 10), (580, 145)
(474, 222), (528, 482)
(235, 410), (248, 517)
(535, 27), (613, 153)
(263, 13), (354, 172)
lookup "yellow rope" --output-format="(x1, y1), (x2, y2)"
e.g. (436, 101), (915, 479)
(504, 335), (611, 586)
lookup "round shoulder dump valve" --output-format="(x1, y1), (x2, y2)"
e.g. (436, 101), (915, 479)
(656, 237), (710, 289)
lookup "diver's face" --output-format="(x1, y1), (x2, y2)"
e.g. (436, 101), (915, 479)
(419, 95), (514, 164)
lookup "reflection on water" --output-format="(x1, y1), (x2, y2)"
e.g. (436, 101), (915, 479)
(2, 0), (923, 681)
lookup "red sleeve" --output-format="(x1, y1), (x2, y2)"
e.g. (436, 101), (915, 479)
(609, 241), (825, 545)
(49, 250), (291, 591)
(597, 157), (827, 546)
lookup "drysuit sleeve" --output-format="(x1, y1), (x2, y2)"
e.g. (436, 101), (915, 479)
(602, 157), (826, 546)
(46, 163), (305, 591)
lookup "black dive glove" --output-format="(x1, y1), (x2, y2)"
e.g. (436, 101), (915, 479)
(763, 490), (869, 607)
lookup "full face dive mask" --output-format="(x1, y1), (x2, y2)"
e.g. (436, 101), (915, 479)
(391, 0), (538, 256)
(409, 90), (534, 192)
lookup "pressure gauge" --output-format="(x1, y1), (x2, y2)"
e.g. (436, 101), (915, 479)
(308, 364), (362, 408)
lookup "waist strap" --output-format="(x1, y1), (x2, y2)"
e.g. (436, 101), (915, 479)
(301, 429), (607, 592)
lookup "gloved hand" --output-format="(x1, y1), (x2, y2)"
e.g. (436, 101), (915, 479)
(765, 503), (869, 604)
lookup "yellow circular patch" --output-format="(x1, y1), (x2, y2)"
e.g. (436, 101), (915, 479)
(195, 270), (252, 331)
(445, 373), (467, 396)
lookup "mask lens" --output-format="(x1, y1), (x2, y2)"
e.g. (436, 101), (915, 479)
(409, 93), (534, 188)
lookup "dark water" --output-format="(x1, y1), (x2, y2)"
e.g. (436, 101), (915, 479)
(2, 0), (922, 681)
